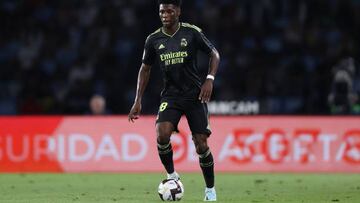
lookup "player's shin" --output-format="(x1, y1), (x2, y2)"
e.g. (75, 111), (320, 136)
(198, 148), (215, 188)
(157, 141), (174, 174)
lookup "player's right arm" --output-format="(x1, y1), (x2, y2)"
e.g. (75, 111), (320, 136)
(128, 34), (156, 122)
(128, 63), (152, 122)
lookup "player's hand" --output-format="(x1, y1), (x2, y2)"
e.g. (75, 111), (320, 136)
(199, 79), (213, 103)
(128, 101), (141, 123)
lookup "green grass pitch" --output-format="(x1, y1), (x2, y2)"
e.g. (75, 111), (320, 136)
(0, 173), (360, 202)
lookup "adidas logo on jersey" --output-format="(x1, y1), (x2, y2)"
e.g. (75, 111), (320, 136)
(159, 44), (165, 49)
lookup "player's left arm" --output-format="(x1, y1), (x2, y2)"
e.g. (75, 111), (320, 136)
(193, 26), (220, 103)
(199, 48), (220, 103)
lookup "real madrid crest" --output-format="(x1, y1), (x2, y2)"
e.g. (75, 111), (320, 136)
(180, 38), (188, 47)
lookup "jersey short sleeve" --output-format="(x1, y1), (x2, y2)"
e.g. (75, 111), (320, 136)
(194, 30), (214, 55)
(142, 36), (156, 65)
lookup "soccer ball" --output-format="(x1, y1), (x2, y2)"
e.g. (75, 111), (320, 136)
(158, 179), (184, 201)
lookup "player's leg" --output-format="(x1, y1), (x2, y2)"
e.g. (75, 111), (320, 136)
(156, 99), (183, 180)
(192, 134), (215, 189)
(185, 101), (216, 201)
(193, 133), (216, 201)
(156, 122), (176, 176)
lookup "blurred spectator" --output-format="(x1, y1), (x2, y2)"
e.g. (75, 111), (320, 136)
(88, 94), (110, 115)
(328, 57), (359, 114)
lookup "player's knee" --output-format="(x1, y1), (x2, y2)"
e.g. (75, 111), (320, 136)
(157, 133), (171, 144)
(156, 124), (172, 144)
(196, 143), (209, 154)
(192, 134), (209, 154)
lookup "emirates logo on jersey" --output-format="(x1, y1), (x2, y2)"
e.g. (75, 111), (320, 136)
(160, 51), (188, 66)
(180, 38), (187, 47)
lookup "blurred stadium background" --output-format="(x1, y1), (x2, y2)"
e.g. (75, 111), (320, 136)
(1, 0), (360, 115)
(1, 0), (360, 202)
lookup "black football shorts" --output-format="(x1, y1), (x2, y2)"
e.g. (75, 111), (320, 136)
(156, 98), (212, 136)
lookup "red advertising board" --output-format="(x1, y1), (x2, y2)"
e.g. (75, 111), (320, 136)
(0, 116), (359, 172)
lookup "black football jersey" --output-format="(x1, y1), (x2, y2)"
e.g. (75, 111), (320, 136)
(142, 22), (214, 99)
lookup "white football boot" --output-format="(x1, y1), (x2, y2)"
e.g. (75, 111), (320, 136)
(167, 171), (180, 181)
(204, 187), (217, 201)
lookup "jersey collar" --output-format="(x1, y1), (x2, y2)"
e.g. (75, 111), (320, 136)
(162, 22), (181, 37)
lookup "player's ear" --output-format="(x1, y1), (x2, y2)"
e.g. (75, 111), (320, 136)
(176, 7), (181, 16)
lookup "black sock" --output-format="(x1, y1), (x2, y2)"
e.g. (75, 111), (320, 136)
(199, 149), (214, 188)
(157, 141), (174, 174)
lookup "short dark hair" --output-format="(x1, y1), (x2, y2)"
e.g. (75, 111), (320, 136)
(158, 0), (182, 7)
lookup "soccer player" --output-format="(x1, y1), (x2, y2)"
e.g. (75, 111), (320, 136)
(128, 0), (220, 201)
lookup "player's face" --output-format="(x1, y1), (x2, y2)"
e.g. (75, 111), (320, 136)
(159, 4), (180, 28)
